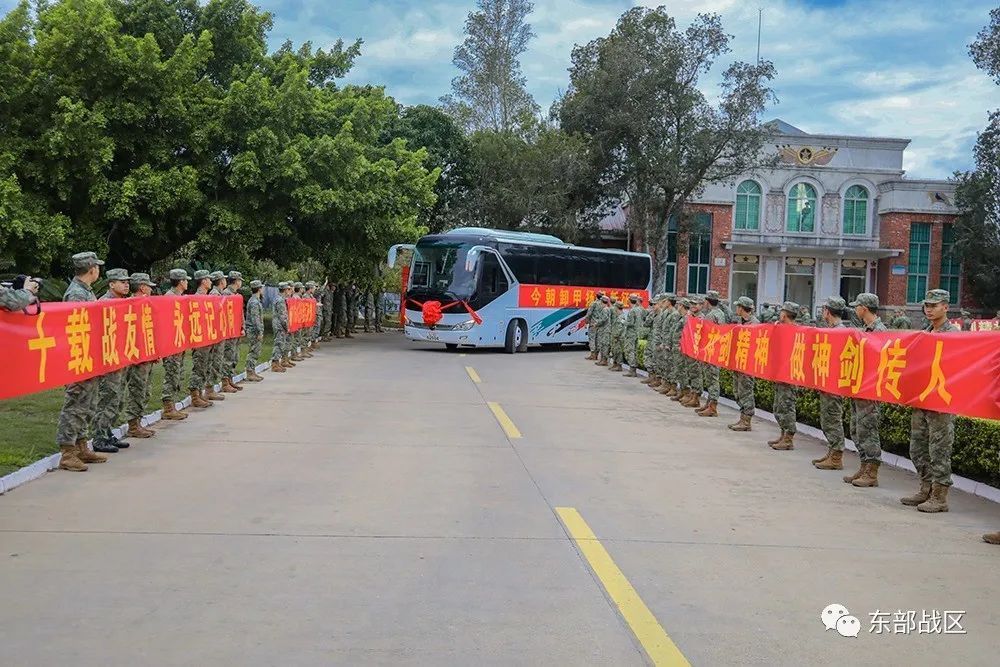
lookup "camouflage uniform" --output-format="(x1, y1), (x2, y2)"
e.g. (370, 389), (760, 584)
(910, 308), (959, 487)
(817, 298), (848, 453)
(591, 298), (611, 362)
(90, 269), (133, 450)
(851, 311), (887, 462)
(271, 282), (290, 362)
(311, 283), (324, 343)
(55, 254), (104, 448)
(665, 301), (684, 388)
(685, 301), (705, 396)
(889, 312), (912, 329)
(245, 282), (265, 372)
(771, 302), (799, 438)
(623, 296), (644, 370)
(609, 303), (625, 366)
(208, 272), (228, 386)
(701, 291), (727, 402)
(732, 297), (759, 419)
(321, 283), (334, 339)
(0, 285), (33, 311)
(189, 271), (214, 392)
(124, 273), (159, 424)
(585, 295), (602, 353)
(645, 299), (663, 373)
(161, 271), (190, 406)
(333, 284), (347, 337)
(222, 271), (243, 381)
(291, 282), (305, 354)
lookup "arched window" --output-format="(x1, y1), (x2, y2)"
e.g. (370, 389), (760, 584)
(734, 180), (761, 231)
(842, 185), (869, 235)
(786, 183), (817, 232)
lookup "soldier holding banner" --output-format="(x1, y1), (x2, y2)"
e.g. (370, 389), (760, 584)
(189, 270), (216, 407)
(840, 293), (887, 487)
(810, 297), (848, 471)
(768, 301), (800, 451)
(89, 268), (134, 454)
(162, 269), (194, 417)
(728, 296), (758, 432)
(123, 272), (159, 440)
(222, 271), (244, 393)
(244, 280), (266, 381)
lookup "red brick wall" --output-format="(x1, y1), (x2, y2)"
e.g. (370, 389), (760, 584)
(673, 204), (733, 295)
(877, 212), (959, 307)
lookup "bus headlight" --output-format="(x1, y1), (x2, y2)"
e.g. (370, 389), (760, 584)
(453, 319), (476, 331)
(404, 316), (412, 326)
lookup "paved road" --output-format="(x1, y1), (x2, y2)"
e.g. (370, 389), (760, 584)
(2, 333), (998, 666)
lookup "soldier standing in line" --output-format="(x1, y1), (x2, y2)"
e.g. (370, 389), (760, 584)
(221, 271), (244, 392)
(270, 281), (290, 372)
(719, 298), (734, 324)
(797, 304), (814, 326)
(728, 296), (759, 431)
(657, 295), (680, 396)
(89, 268), (134, 454)
(811, 297), (849, 470)
(244, 280), (265, 381)
(623, 294), (645, 377)
(282, 282), (299, 368)
(123, 272), (159, 439)
(888, 307), (912, 329)
(189, 270), (219, 407)
(608, 300), (626, 371)
(291, 282), (310, 359)
(54, 252), (110, 472)
(332, 283), (346, 338)
(837, 293), (888, 485)
(759, 303), (776, 323)
(207, 271), (233, 397)
(959, 309), (972, 331)
(697, 290), (728, 417)
(321, 278), (335, 341)
(309, 281), (324, 348)
(901, 289), (959, 513)
(680, 296), (706, 409)
(584, 291), (604, 360)
(768, 301), (800, 451)
(347, 284), (359, 336)
(669, 298), (692, 402)
(642, 295), (664, 385)
(161, 269), (194, 417)
(592, 295), (612, 366)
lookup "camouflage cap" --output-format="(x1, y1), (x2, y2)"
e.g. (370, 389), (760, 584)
(193, 269), (211, 281)
(293, 281), (304, 289)
(822, 296), (847, 311)
(663, 292), (676, 300)
(600, 295), (610, 303)
(849, 292), (879, 310)
(71, 251), (105, 269)
(227, 270), (242, 281)
(705, 289), (721, 301)
(629, 293), (640, 302)
(596, 290), (606, 297)
(277, 281), (290, 290)
(168, 268), (191, 281)
(688, 295), (705, 304)
(780, 300), (800, 315)
(735, 296), (755, 310)
(613, 300), (623, 309)
(679, 298), (691, 308)
(305, 281), (317, 288)
(106, 268), (130, 281)
(130, 272), (157, 287)
(209, 271), (225, 281)
(925, 289), (951, 305)
(650, 293), (663, 304)
(249, 280), (263, 289)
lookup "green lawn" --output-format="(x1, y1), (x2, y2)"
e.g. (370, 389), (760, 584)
(0, 331), (275, 476)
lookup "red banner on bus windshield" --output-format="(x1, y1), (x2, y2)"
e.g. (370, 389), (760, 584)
(518, 284), (649, 309)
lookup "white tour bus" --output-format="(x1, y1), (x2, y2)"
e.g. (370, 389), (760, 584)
(388, 227), (653, 352)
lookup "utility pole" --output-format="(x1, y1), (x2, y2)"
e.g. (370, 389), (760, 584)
(756, 8), (763, 64)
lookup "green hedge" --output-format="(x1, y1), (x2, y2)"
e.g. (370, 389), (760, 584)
(635, 346), (1000, 487)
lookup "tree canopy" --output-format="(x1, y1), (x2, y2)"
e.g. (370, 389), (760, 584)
(0, 0), (435, 281)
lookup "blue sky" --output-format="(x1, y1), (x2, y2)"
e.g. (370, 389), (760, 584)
(3, 0), (996, 177)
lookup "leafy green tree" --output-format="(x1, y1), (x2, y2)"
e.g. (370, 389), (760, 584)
(559, 7), (776, 290)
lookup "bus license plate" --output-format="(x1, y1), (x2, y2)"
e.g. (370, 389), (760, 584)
(426, 332), (440, 341)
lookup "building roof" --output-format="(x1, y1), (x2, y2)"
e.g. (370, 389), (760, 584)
(764, 118), (808, 136)
(597, 204), (628, 233)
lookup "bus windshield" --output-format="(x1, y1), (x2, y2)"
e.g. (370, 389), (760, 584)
(409, 239), (479, 300)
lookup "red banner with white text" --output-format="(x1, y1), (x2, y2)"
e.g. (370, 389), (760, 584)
(1, 295), (244, 400)
(680, 319), (1000, 420)
(518, 284), (649, 309)
(288, 299), (317, 332)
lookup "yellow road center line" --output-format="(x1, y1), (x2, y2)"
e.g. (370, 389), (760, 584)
(555, 507), (690, 667)
(487, 402), (521, 439)
(465, 366), (482, 383)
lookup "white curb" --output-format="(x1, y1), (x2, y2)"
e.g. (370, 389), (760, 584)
(1, 362), (275, 496)
(628, 365), (1000, 506)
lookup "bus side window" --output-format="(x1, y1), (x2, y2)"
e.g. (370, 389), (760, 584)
(473, 253), (508, 308)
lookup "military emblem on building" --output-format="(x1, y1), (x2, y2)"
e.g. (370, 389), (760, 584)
(777, 145), (838, 166)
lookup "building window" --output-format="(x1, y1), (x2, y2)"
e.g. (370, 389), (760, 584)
(839, 259), (866, 305)
(662, 214), (678, 292)
(940, 224), (960, 304)
(687, 212), (712, 294)
(906, 222), (931, 303)
(731, 255), (759, 302)
(734, 180), (761, 231)
(784, 257), (815, 313)
(786, 183), (817, 233)
(842, 185), (868, 235)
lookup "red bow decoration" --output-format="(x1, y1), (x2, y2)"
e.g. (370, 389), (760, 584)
(422, 300), (444, 328)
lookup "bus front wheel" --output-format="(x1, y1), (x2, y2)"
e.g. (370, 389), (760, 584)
(505, 319), (526, 354)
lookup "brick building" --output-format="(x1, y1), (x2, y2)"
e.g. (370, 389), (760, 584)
(601, 119), (969, 317)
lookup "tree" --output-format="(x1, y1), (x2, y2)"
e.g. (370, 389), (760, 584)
(559, 7), (776, 291)
(441, 0), (539, 134)
(954, 9), (1000, 310)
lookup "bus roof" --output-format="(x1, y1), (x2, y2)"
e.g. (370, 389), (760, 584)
(438, 227), (650, 258)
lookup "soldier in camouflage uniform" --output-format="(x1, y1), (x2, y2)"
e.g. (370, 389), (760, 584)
(346, 284), (358, 336)
(797, 305), (814, 326)
(584, 291), (605, 360)
(901, 289), (959, 513)
(888, 307), (912, 329)
(189, 270), (217, 407)
(321, 279), (335, 341)
(161, 269), (193, 417)
(728, 296), (759, 431)
(0, 279), (37, 311)
(759, 303), (777, 323)
(656, 295), (680, 396)
(206, 271), (232, 398)
(679, 296), (706, 409)
(270, 282), (291, 372)
(811, 297), (849, 470)
(833, 293), (887, 485)
(221, 271), (244, 392)
(89, 268), (134, 454)
(55, 252), (110, 472)
(768, 301), (800, 451)
(719, 298), (734, 324)
(668, 298), (691, 401)
(642, 295), (664, 385)
(124, 272), (159, 439)
(332, 283), (346, 338)
(244, 280), (265, 381)
(309, 281), (324, 348)
(608, 301), (626, 371)
(697, 290), (728, 417)
(623, 294), (645, 376)
(592, 295), (612, 365)
(291, 282), (310, 359)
